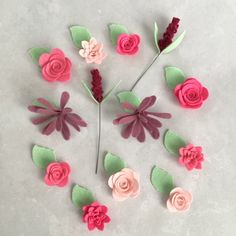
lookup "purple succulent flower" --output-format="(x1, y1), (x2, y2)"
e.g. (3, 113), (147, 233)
(28, 91), (87, 140)
(113, 96), (171, 142)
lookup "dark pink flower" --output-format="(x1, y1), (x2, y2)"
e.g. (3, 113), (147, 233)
(116, 34), (140, 55)
(179, 144), (204, 171)
(28, 91), (87, 140)
(113, 96), (171, 142)
(39, 48), (72, 82)
(83, 202), (111, 231)
(44, 162), (71, 187)
(174, 78), (209, 109)
(91, 69), (104, 102)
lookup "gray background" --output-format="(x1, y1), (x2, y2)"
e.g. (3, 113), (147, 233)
(0, 0), (236, 235)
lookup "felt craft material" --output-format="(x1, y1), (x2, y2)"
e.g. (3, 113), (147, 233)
(28, 91), (87, 140)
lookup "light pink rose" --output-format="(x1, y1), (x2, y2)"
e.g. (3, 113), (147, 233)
(44, 162), (71, 187)
(179, 144), (204, 171)
(79, 38), (106, 64)
(116, 34), (140, 55)
(39, 48), (72, 82)
(108, 168), (140, 201)
(167, 187), (192, 212)
(174, 78), (209, 109)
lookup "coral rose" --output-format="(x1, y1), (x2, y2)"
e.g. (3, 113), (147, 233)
(179, 144), (204, 171)
(108, 168), (140, 201)
(39, 48), (72, 82)
(82, 202), (111, 231)
(44, 162), (70, 187)
(116, 33), (140, 55)
(167, 187), (192, 212)
(174, 78), (209, 108)
(79, 38), (106, 64)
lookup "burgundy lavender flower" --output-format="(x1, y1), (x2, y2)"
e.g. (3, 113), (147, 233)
(113, 96), (171, 142)
(158, 17), (180, 51)
(91, 69), (104, 103)
(28, 91), (87, 140)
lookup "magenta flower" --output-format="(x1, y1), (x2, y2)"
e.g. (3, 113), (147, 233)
(113, 96), (171, 142)
(28, 91), (87, 140)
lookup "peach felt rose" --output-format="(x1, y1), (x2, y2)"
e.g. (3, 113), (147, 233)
(79, 37), (106, 64)
(174, 78), (209, 108)
(116, 33), (140, 55)
(167, 187), (192, 212)
(39, 48), (72, 82)
(44, 162), (71, 187)
(108, 168), (140, 201)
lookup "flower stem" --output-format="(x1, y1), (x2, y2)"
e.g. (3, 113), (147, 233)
(95, 103), (102, 174)
(130, 53), (161, 92)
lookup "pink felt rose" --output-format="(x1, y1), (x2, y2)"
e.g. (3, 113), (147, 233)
(79, 38), (106, 64)
(167, 187), (192, 212)
(44, 162), (70, 187)
(174, 78), (209, 108)
(108, 168), (140, 201)
(116, 33), (140, 55)
(83, 202), (111, 231)
(39, 48), (72, 82)
(179, 144), (204, 171)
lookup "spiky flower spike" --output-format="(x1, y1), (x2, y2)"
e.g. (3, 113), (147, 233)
(91, 69), (104, 103)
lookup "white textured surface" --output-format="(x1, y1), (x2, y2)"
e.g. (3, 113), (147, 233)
(0, 0), (236, 235)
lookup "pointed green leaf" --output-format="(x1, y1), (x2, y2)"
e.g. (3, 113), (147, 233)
(103, 80), (122, 103)
(108, 23), (129, 45)
(164, 130), (187, 156)
(72, 185), (95, 209)
(69, 26), (91, 48)
(32, 145), (56, 169)
(117, 91), (141, 111)
(81, 80), (99, 104)
(28, 47), (50, 65)
(164, 66), (185, 89)
(151, 166), (174, 194)
(154, 22), (160, 53)
(162, 31), (186, 54)
(32, 99), (58, 108)
(104, 152), (125, 176)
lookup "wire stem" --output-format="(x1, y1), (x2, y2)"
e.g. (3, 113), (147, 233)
(130, 53), (161, 92)
(95, 103), (102, 174)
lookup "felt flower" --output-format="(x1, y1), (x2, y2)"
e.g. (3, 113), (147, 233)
(174, 78), (209, 109)
(91, 69), (104, 102)
(79, 38), (106, 64)
(44, 162), (70, 187)
(179, 144), (204, 171)
(167, 187), (192, 212)
(39, 48), (72, 82)
(108, 168), (140, 201)
(28, 91), (87, 140)
(116, 34), (140, 55)
(83, 202), (111, 231)
(158, 17), (180, 51)
(113, 96), (171, 142)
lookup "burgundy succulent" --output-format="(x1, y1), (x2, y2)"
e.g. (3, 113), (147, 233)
(113, 96), (171, 142)
(158, 17), (180, 51)
(28, 91), (87, 140)
(91, 69), (104, 103)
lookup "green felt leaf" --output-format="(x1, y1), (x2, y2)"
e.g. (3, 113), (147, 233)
(69, 26), (91, 48)
(117, 91), (141, 110)
(108, 23), (129, 45)
(104, 152), (125, 176)
(164, 130), (187, 156)
(32, 145), (56, 169)
(151, 166), (174, 194)
(103, 80), (122, 103)
(162, 31), (186, 54)
(164, 66), (185, 89)
(72, 185), (95, 209)
(81, 80), (98, 104)
(154, 22), (160, 53)
(28, 47), (50, 65)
